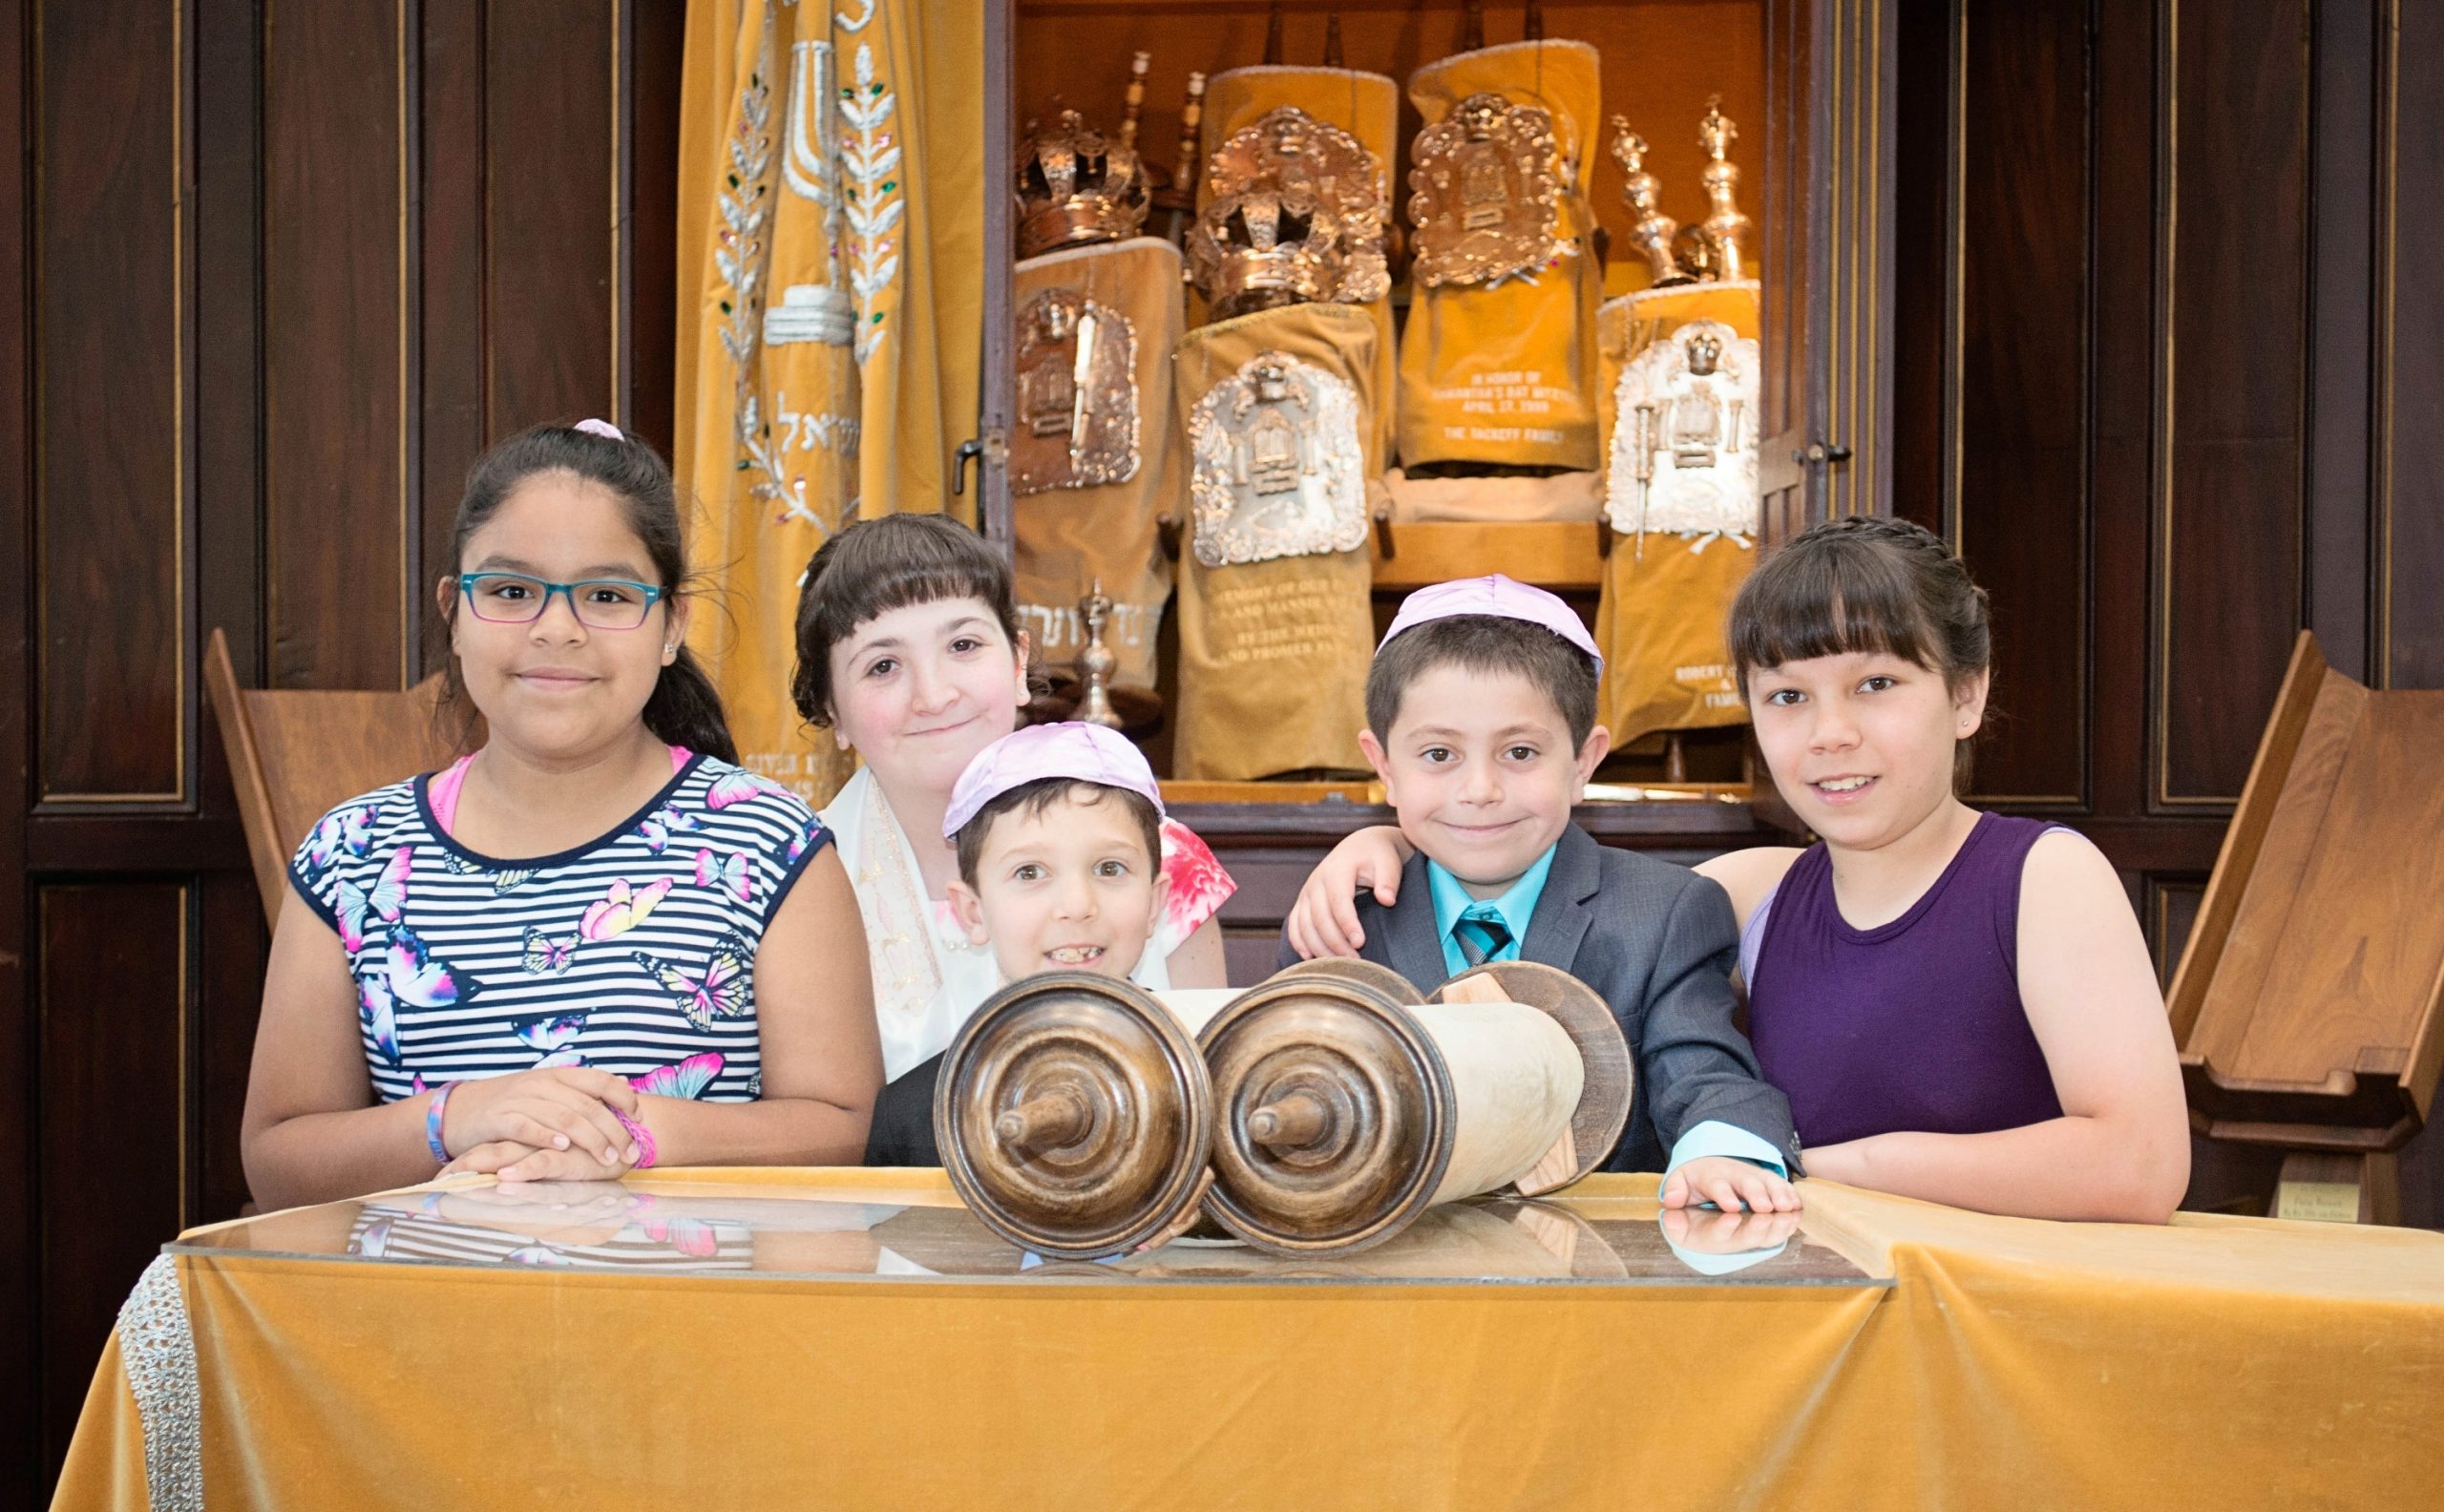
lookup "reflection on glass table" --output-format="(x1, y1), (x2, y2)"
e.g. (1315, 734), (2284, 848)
(172, 1178), (1887, 1287)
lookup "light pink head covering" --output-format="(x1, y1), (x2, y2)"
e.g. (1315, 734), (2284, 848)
(943, 721), (1165, 838)
(1377, 574), (1603, 673)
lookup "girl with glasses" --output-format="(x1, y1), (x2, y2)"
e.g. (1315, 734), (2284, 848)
(242, 421), (882, 1208)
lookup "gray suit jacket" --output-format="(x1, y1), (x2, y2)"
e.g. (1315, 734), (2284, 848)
(1276, 823), (1801, 1175)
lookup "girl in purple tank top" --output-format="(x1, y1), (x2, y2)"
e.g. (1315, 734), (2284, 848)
(1700, 518), (2188, 1222)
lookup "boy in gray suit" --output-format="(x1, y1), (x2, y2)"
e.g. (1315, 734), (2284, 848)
(1277, 575), (1801, 1214)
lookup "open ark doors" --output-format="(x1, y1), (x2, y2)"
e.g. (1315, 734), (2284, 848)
(970, 0), (1902, 546)
(1744, 0), (1899, 834)
(1759, 0), (1897, 535)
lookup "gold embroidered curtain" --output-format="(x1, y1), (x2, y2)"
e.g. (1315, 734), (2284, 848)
(673, 0), (983, 806)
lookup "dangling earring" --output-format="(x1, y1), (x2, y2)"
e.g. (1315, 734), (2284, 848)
(832, 727), (851, 751)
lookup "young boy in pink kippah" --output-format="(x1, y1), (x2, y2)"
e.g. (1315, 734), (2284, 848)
(1287, 575), (1803, 1214)
(865, 722), (1170, 1164)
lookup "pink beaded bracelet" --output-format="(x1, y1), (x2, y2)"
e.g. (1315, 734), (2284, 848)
(425, 1082), (461, 1165)
(612, 1106), (657, 1171)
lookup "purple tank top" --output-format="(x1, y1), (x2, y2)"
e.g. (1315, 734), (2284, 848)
(1746, 812), (2068, 1148)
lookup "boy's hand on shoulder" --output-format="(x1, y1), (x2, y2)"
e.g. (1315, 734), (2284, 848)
(1286, 825), (1413, 958)
(1659, 1156), (1802, 1214)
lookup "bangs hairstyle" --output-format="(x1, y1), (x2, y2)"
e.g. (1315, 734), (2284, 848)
(790, 513), (1023, 726)
(953, 777), (1165, 888)
(1727, 515), (1991, 697)
(1366, 615), (1600, 746)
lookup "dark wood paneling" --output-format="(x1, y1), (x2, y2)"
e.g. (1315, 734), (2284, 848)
(1956, 0), (2085, 806)
(485, 0), (618, 430)
(627, 0), (685, 444)
(0, 0), (35, 1491)
(197, 871), (267, 1222)
(2158, 0), (2308, 804)
(2089, 0), (2159, 822)
(2387, 0), (2444, 688)
(1760, 0), (1814, 461)
(2303, 0), (2377, 682)
(37, 885), (187, 1480)
(197, 0), (264, 692)
(419, 0), (485, 673)
(1886, 0), (1945, 533)
(2147, 875), (2207, 987)
(263, 0), (406, 690)
(35, 0), (185, 799)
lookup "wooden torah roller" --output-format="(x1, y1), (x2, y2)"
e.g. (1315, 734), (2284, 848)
(1197, 959), (1633, 1257)
(934, 973), (1237, 1259)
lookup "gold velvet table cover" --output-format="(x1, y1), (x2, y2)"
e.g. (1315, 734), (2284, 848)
(54, 1171), (2444, 1511)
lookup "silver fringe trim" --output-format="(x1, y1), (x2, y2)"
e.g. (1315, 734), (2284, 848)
(115, 1254), (203, 1511)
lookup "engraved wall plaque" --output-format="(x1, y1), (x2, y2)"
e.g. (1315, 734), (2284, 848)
(1010, 288), (1141, 497)
(1187, 351), (1367, 568)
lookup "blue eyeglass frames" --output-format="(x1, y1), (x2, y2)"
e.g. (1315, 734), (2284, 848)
(456, 572), (666, 631)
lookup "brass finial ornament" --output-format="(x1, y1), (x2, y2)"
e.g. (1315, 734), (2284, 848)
(1118, 51), (1150, 153)
(1408, 93), (1566, 288)
(1611, 116), (1683, 286)
(1015, 108), (1150, 258)
(1189, 105), (1390, 317)
(1696, 97), (1752, 281)
(1147, 72), (1209, 246)
(1077, 580), (1123, 728)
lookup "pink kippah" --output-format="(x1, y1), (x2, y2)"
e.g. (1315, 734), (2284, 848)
(943, 722), (1165, 839)
(1378, 574), (1604, 674)
(574, 417), (624, 440)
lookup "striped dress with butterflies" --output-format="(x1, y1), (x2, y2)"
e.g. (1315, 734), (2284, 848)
(288, 753), (830, 1104)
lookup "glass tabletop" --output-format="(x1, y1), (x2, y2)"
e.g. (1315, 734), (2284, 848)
(170, 1178), (1886, 1288)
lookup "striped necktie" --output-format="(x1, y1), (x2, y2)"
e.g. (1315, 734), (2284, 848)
(1453, 905), (1513, 967)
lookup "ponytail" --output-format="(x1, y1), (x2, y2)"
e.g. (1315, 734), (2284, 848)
(643, 644), (739, 765)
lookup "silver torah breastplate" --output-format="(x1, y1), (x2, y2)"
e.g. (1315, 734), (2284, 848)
(1605, 319), (1763, 538)
(1187, 350), (1369, 569)
(1011, 287), (1142, 497)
